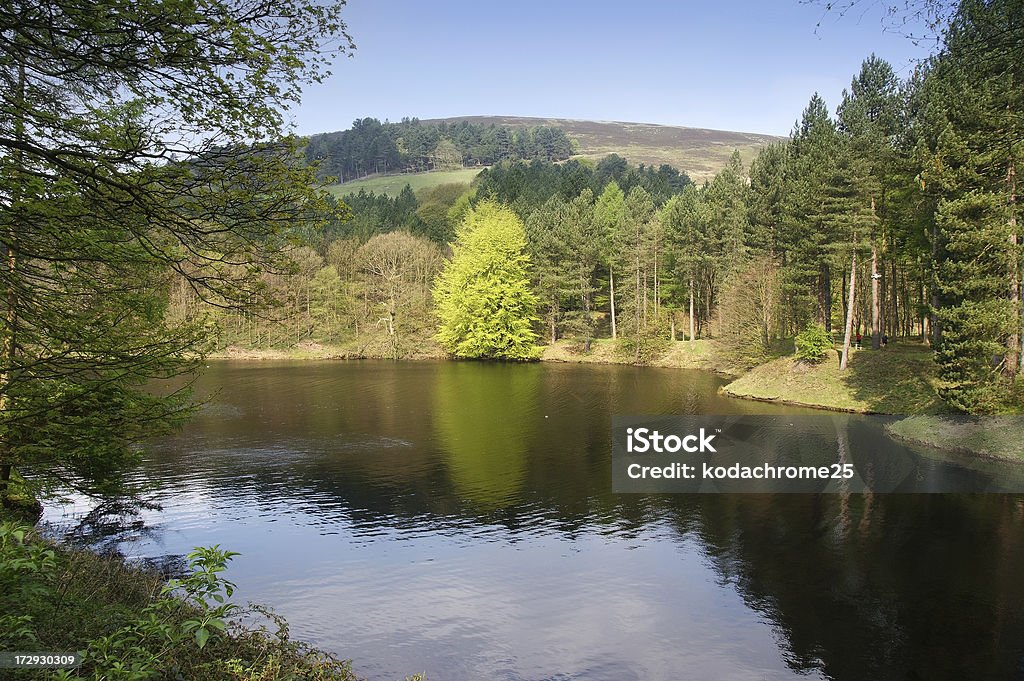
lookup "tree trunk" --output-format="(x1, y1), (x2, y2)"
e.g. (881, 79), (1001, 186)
(823, 263), (832, 333)
(871, 244), (881, 350)
(840, 252), (857, 371)
(0, 57), (26, 497)
(688, 278), (695, 342)
(609, 269), (617, 340)
(635, 258), (642, 334)
(653, 247), (659, 320)
(1007, 159), (1019, 377)
(891, 259), (898, 341)
(550, 296), (557, 345)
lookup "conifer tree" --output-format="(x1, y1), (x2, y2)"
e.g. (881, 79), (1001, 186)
(782, 94), (841, 332)
(917, 0), (1023, 411)
(837, 55), (904, 350)
(595, 182), (626, 340)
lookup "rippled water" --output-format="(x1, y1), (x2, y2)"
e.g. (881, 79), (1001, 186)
(45, 361), (1024, 681)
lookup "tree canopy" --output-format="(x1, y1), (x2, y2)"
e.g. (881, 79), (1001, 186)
(433, 202), (540, 360)
(0, 0), (353, 498)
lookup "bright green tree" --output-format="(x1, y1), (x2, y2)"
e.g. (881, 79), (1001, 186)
(433, 202), (540, 359)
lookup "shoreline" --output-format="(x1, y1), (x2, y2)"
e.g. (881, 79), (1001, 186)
(884, 415), (1024, 464)
(205, 339), (1024, 463)
(208, 338), (729, 372)
(0, 509), (382, 681)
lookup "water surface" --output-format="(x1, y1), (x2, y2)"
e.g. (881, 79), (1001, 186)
(48, 361), (1024, 681)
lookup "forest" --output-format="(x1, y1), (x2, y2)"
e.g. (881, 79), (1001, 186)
(304, 117), (574, 181)
(182, 0), (1024, 416)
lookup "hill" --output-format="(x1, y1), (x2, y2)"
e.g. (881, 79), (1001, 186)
(321, 115), (784, 196)
(421, 115), (783, 181)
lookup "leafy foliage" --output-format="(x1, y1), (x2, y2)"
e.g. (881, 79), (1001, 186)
(795, 324), (835, 363)
(0, 521), (371, 680)
(433, 202), (540, 359)
(0, 0), (353, 497)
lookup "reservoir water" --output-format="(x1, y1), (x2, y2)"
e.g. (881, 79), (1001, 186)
(46, 360), (1024, 680)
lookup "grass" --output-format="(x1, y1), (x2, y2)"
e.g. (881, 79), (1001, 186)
(215, 337), (722, 369)
(887, 415), (1024, 463)
(541, 338), (720, 370)
(723, 340), (945, 414)
(211, 336), (445, 361)
(325, 168), (482, 198)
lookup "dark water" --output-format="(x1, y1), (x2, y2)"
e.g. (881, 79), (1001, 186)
(48, 361), (1024, 681)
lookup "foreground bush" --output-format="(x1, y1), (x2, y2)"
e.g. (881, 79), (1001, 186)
(0, 521), (422, 680)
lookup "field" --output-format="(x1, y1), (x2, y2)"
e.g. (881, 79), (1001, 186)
(422, 115), (783, 182)
(325, 167), (482, 198)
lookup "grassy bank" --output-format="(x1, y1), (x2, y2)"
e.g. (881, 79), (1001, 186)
(0, 508), (422, 680)
(886, 415), (1024, 463)
(540, 338), (722, 371)
(722, 341), (945, 414)
(214, 338), (725, 371)
(210, 339), (445, 361)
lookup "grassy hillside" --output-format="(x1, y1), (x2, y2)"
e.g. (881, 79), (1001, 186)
(422, 115), (783, 181)
(325, 167), (481, 198)
(320, 115), (784, 195)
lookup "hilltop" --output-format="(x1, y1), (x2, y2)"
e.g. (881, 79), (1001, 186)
(318, 115), (785, 196)
(421, 115), (783, 181)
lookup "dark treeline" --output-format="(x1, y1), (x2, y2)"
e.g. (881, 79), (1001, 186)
(305, 117), (574, 181)
(475, 155), (692, 217)
(305, 182), (470, 247)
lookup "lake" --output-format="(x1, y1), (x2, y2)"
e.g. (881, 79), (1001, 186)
(46, 360), (1024, 680)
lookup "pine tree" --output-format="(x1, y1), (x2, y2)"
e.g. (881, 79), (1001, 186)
(526, 196), (574, 344)
(663, 185), (710, 340)
(917, 0), (1023, 411)
(837, 55), (904, 351)
(782, 94), (842, 332)
(595, 182), (626, 340)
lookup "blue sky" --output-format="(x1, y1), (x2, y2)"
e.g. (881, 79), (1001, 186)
(290, 0), (936, 137)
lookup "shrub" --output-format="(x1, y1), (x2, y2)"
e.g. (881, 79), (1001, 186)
(794, 324), (834, 363)
(0, 523), (369, 681)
